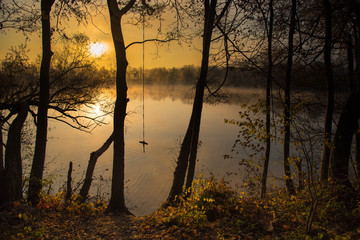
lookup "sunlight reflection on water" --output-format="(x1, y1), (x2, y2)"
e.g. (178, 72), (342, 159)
(44, 85), (287, 216)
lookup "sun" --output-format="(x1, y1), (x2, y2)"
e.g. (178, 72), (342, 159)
(89, 42), (107, 57)
(92, 103), (102, 115)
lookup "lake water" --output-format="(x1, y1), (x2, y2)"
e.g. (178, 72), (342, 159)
(43, 85), (297, 216)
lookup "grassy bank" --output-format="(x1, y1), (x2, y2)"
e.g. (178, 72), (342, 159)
(1, 177), (359, 239)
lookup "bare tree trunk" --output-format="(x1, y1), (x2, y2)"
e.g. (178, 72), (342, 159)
(283, 0), (296, 195)
(106, 0), (136, 215)
(185, 0), (219, 189)
(185, 70), (206, 190)
(0, 123), (4, 205)
(320, 0), (334, 181)
(167, 117), (193, 202)
(356, 124), (360, 186)
(354, 0), (360, 187)
(330, 1), (360, 187)
(4, 103), (28, 204)
(261, 0), (274, 198)
(28, 0), (55, 204)
(79, 133), (114, 202)
(345, 34), (359, 186)
(167, 0), (218, 202)
(65, 162), (72, 202)
(0, 124), (3, 173)
(329, 93), (360, 187)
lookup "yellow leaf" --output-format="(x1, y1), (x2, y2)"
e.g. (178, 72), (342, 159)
(283, 224), (291, 230)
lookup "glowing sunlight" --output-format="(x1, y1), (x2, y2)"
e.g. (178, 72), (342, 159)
(92, 103), (102, 116)
(89, 42), (108, 57)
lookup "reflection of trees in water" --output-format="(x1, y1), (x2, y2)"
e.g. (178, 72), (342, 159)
(128, 84), (195, 104)
(127, 84), (266, 105)
(124, 84), (345, 116)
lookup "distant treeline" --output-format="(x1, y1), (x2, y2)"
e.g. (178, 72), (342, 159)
(126, 64), (348, 92)
(126, 65), (264, 88)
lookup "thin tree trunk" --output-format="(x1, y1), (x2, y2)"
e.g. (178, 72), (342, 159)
(106, 0), (136, 215)
(345, 35), (359, 186)
(320, 0), (334, 181)
(185, 73), (206, 190)
(0, 124), (3, 173)
(185, 0), (218, 189)
(65, 162), (72, 202)
(355, 1), (360, 92)
(356, 124), (360, 186)
(79, 133), (114, 202)
(283, 0), (296, 195)
(0, 123), (5, 206)
(354, 1), (360, 186)
(4, 103), (29, 204)
(261, 0), (274, 198)
(167, 0), (219, 203)
(167, 117), (193, 202)
(296, 159), (303, 190)
(28, 0), (55, 204)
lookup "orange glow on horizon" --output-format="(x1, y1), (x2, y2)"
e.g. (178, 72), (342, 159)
(0, 10), (202, 69)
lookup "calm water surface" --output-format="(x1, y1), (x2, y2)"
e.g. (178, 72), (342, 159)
(44, 85), (286, 216)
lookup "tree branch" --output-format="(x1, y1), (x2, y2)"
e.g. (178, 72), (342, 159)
(125, 37), (177, 50)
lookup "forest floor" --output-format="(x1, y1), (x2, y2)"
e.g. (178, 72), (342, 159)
(1, 178), (360, 239)
(0, 202), (262, 240)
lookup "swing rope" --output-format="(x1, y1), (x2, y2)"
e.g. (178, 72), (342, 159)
(139, 12), (148, 152)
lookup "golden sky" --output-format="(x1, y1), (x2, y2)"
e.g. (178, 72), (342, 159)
(0, 8), (202, 69)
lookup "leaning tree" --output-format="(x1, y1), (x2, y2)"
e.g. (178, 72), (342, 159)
(167, 0), (232, 203)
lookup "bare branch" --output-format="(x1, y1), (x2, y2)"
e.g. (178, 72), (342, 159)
(125, 37), (177, 50)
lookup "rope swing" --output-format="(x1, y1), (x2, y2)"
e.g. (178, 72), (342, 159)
(139, 13), (148, 152)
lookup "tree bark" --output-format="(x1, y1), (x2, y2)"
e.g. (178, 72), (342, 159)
(167, 0), (219, 202)
(329, 93), (360, 186)
(261, 0), (274, 198)
(0, 123), (5, 206)
(3, 103), (29, 204)
(185, 0), (217, 190)
(356, 124), (360, 186)
(167, 116), (193, 202)
(283, 0), (296, 195)
(320, 0), (334, 181)
(27, 0), (55, 204)
(0, 124), (3, 173)
(79, 133), (114, 202)
(106, 0), (136, 215)
(354, 1), (360, 186)
(65, 162), (72, 202)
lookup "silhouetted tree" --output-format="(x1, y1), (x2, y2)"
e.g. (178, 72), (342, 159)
(1, 103), (28, 205)
(320, 0), (334, 181)
(27, 0), (55, 204)
(167, 0), (232, 203)
(261, 0), (274, 198)
(105, 0), (136, 215)
(0, 36), (110, 205)
(79, 132), (114, 202)
(283, 0), (296, 195)
(329, 0), (360, 188)
(27, 0), (102, 204)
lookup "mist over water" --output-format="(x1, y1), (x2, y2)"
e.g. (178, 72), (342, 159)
(40, 84), (318, 216)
